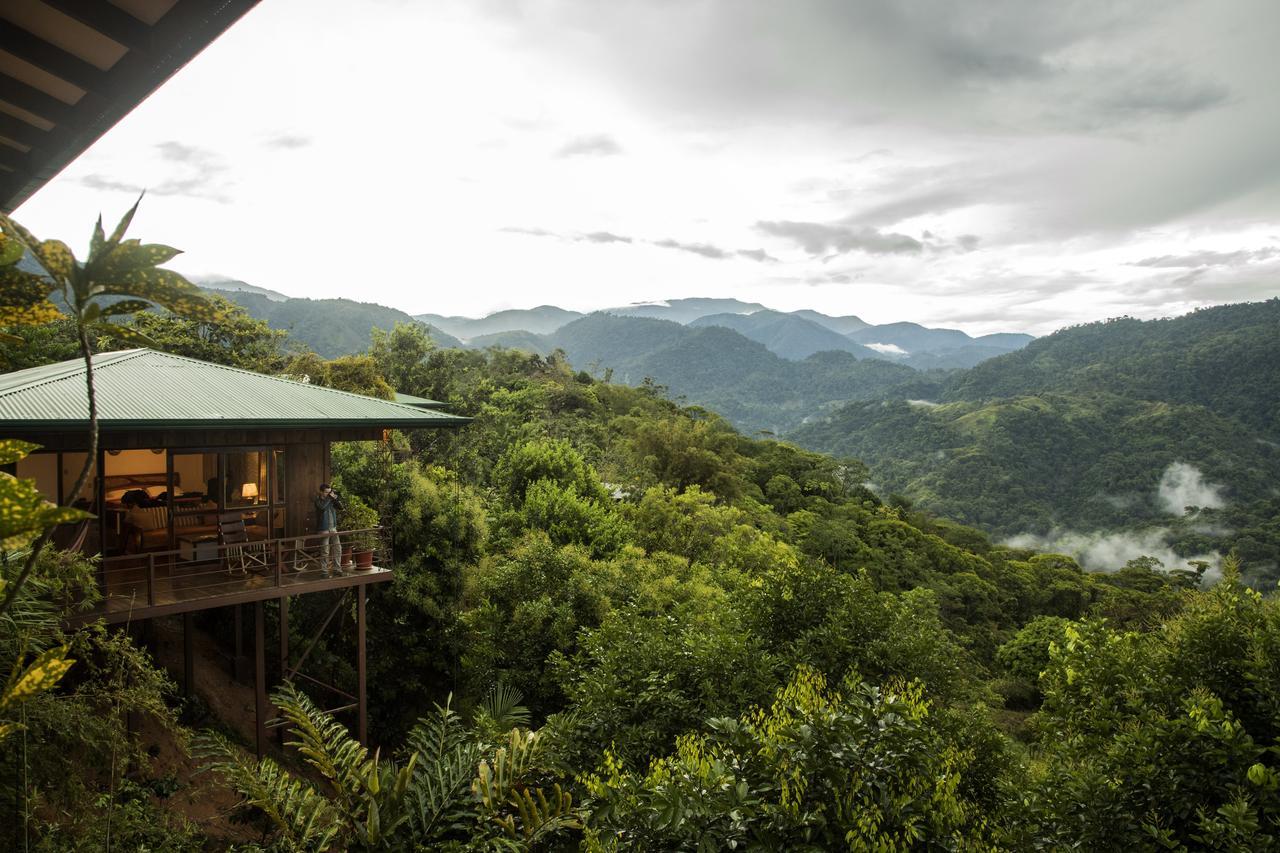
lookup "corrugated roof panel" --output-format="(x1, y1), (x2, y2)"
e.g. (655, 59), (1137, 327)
(0, 349), (469, 429)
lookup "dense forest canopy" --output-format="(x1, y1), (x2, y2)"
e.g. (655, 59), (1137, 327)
(792, 300), (1280, 588)
(3, 294), (1279, 849)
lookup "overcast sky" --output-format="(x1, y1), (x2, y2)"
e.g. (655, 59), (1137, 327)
(15, 0), (1280, 335)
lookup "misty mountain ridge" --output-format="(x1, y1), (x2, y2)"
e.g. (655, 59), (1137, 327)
(790, 298), (1280, 585)
(192, 275), (290, 302)
(410, 296), (1034, 362)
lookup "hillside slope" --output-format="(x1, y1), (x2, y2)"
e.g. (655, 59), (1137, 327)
(215, 291), (462, 356)
(791, 300), (1280, 581)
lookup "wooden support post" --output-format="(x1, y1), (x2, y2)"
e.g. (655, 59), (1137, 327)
(278, 596), (289, 748)
(254, 601), (267, 758)
(357, 584), (367, 746)
(183, 612), (194, 698)
(233, 604), (245, 681)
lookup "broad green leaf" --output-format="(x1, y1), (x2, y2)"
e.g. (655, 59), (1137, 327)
(0, 439), (40, 466)
(0, 471), (67, 550)
(0, 331), (21, 345)
(99, 241), (181, 277)
(0, 232), (22, 266)
(112, 267), (220, 323)
(98, 299), (154, 318)
(89, 214), (106, 260)
(2, 645), (74, 709)
(108, 194), (142, 244)
(0, 722), (17, 742)
(35, 240), (76, 282)
(136, 243), (182, 266)
(0, 213), (40, 252)
(0, 271), (61, 326)
(99, 323), (156, 348)
(35, 505), (91, 528)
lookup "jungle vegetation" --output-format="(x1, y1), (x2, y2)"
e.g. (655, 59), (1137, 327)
(2, 221), (1279, 849)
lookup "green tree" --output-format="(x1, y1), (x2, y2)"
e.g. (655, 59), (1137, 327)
(0, 200), (219, 612)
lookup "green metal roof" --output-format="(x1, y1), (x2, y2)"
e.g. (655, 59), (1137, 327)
(393, 392), (448, 409)
(0, 349), (470, 431)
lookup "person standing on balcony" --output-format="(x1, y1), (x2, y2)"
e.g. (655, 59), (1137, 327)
(315, 484), (344, 576)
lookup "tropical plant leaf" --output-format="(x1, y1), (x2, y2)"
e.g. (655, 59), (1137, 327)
(404, 701), (484, 842)
(109, 267), (220, 323)
(0, 231), (23, 266)
(479, 682), (531, 731)
(107, 194), (142, 245)
(0, 213), (40, 253)
(0, 471), (89, 550)
(274, 682), (372, 810)
(97, 299), (155, 318)
(100, 323), (156, 348)
(2, 644), (73, 711)
(0, 440), (41, 466)
(35, 240), (76, 282)
(195, 730), (341, 850)
(89, 215), (106, 260)
(0, 268), (60, 328)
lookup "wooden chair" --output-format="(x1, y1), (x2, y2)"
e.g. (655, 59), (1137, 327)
(218, 512), (270, 577)
(288, 537), (325, 573)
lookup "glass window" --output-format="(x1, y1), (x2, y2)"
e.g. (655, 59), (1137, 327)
(225, 451), (268, 508)
(14, 452), (57, 503)
(59, 453), (96, 508)
(172, 452), (219, 529)
(273, 448), (286, 505)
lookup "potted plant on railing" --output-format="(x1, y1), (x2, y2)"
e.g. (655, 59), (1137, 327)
(341, 500), (381, 570)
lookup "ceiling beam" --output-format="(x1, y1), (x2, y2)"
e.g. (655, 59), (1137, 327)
(0, 111), (49, 149)
(0, 25), (111, 94)
(0, 72), (77, 125)
(39, 1), (154, 54)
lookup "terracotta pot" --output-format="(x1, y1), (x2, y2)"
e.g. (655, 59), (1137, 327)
(353, 549), (375, 569)
(341, 544), (353, 567)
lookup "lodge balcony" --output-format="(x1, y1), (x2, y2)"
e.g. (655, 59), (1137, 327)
(69, 526), (393, 626)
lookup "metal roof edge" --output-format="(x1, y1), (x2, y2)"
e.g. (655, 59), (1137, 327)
(0, 349), (150, 399)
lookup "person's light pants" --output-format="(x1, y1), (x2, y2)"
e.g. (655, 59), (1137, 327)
(320, 528), (342, 569)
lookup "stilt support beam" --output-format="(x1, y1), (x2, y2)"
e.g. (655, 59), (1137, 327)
(183, 612), (194, 697)
(233, 604), (245, 681)
(357, 585), (367, 746)
(278, 596), (289, 748)
(254, 601), (267, 758)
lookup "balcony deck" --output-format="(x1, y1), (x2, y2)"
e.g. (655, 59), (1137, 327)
(68, 528), (392, 625)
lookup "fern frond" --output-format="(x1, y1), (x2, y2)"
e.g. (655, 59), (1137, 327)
(194, 730), (340, 852)
(404, 701), (484, 842)
(477, 681), (531, 732)
(273, 681), (372, 812)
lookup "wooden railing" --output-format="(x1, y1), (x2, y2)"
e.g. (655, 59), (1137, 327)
(80, 527), (392, 619)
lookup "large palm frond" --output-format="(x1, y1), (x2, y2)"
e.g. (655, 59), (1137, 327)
(403, 697), (484, 842)
(271, 681), (415, 847)
(194, 730), (340, 853)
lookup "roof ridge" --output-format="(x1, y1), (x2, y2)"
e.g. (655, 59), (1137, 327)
(0, 348), (148, 399)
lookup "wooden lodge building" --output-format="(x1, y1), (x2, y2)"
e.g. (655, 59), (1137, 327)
(0, 348), (467, 751)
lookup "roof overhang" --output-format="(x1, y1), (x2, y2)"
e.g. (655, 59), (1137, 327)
(1, 0), (261, 213)
(0, 349), (472, 432)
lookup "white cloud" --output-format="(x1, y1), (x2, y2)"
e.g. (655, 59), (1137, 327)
(1156, 461), (1226, 515)
(10, 0), (1280, 333)
(1005, 527), (1220, 576)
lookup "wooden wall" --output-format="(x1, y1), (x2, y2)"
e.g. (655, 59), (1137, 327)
(285, 441), (328, 537)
